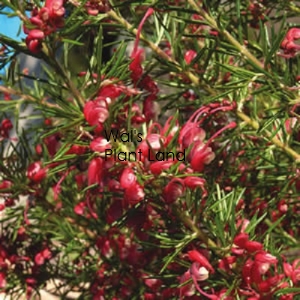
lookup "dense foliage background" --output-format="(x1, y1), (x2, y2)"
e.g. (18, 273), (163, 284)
(0, 0), (300, 299)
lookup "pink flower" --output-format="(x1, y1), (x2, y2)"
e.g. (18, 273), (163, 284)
(45, 0), (65, 19)
(190, 262), (209, 281)
(84, 99), (109, 130)
(184, 50), (197, 65)
(280, 28), (300, 58)
(187, 250), (214, 274)
(185, 250), (218, 300)
(190, 141), (216, 172)
(74, 201), (86, 215)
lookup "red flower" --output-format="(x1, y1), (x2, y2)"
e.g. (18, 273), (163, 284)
(120, 167), (136, 189)
(233, 232), (249, 248)
(254, 251), (278, 273)
(27, 162), (47, 183)
(244, 240), (263, 253)
(280, 28), (300, 58)
(24, 0), (65, 53)
(143, 94), (158, 122)
(90, 137), (111, 152)
(66, 144), (87, 155)
(43, 133), (61, 157)
(0, 180), (12, 192)
(124, 182), (145, 205)
(184, 50), (197, 65)
(242, 251), (278, 285)
(84, 99), (109, 131)
(218, 256), (236, 272)
(74, 201), (86, 216)
(179, 105), (236, 172)
(183, 176), (206, 191)
(187, 250), (214, 274)
(0, 272), (6, 289)
(163, 178), (185, 204)
(25, 29), (45, 53)
(283, 258), (300, 284)
(87, 157), (103, 186)
(34, 248), (52, 265)
(138, 133), (165, 159)
(233, 233), (264, 254)
(129, 49), (145, 82)
(179, 123), (206, 149)
(150, 161), (174, 175)
(0, 118), (13, 139)
(179, 271), (194, 298)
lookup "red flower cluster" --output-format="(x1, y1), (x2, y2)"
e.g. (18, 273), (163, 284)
(247, 1), (268, 28)
(179, 103), (236, 172)
(24, 0), (65, 53)
(1, 1), (300, 299)
(83, 76), (142, 133)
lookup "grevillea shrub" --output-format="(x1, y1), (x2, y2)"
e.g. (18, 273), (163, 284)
(1, 1), (300, 299)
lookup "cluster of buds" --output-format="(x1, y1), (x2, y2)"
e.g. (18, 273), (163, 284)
(24, 0), (65, 53)
(179, 103), (236, 172)
(246, 1), (268, 28)
(85, 0), (110, 15)
(188, 14), (218, 37)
